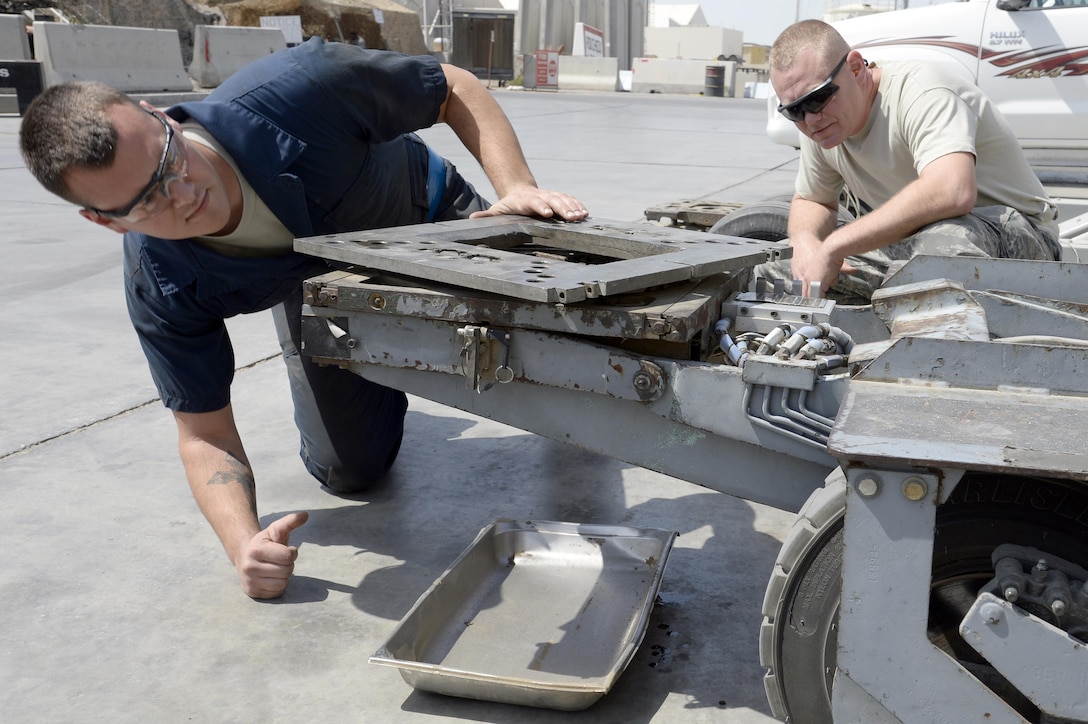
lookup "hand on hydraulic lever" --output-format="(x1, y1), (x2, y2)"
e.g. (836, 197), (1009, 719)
(788, 232), (855, 297)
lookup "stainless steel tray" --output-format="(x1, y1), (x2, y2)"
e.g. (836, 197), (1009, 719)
(370, 519), (677, 711)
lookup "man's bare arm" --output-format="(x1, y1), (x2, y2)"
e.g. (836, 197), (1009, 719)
(820, 151), (976, 260)
(174, 406), (307, 599)
(436, 63), (588, 221)
(788, 152), (977, 294)
(786, 194), (844, 296)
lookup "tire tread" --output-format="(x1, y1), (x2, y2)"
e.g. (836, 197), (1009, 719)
(759, 471), (847, 721)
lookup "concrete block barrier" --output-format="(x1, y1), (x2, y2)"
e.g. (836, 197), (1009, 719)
(557, 56), (620, 92)
(631, 57), (736, 96)
(188, 25), (285, 88)
(0, 14), (33, 113)
(33, 21), (191, 92)
(0, 14), (30, 60)
(735, 68), (766, 98)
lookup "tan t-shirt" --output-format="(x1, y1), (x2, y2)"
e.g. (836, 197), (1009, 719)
(183, 122), (297, 257)
(796, 60), (1059, 236)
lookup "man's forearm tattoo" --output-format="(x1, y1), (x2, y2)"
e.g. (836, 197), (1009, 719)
(207, 451), (257, 514)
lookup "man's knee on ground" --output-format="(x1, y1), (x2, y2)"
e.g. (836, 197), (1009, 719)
(321, 464), (388, 494)
(303, 434), (403, 494)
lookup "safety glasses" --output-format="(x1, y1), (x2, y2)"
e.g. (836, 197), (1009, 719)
(777, 53), (850, 123)
(87, 108), (188, 223)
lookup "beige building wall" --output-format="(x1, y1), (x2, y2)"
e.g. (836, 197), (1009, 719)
(644, 26), (742, 61)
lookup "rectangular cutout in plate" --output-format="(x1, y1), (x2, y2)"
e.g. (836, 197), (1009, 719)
(295, 216), (783, 303)
(370, 519), (677, 710)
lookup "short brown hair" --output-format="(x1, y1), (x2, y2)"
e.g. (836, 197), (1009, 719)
(771, 20), (850, 74)
(19, 81), (136, 205)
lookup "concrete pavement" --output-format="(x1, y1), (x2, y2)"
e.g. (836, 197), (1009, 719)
(0, 89), (805, 722)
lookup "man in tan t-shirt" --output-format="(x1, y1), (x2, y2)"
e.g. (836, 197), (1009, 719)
(767, 19), (1059, 300)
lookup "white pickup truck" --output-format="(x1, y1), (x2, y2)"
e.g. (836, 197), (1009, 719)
(759, 0), (1088, 253)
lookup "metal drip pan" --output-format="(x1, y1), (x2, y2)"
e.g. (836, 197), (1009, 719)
(370, 519), (677, 710)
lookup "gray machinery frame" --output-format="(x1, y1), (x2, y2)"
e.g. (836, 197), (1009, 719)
(296, 217), (1088, 722)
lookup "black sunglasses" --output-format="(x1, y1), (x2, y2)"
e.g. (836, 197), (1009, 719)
(777, 53), (850, 123)
(88, 108), (177, 220)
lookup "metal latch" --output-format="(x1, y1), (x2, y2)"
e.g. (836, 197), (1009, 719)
(457, 325), (513, 392)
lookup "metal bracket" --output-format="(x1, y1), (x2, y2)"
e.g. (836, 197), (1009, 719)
(834, 467), (1025, 723)
(960, 593), (1088, 720)
(481, 330), (514, 392)
(723, 290), (835, 335)
(870, 278), (990, 341)
(457, 325), (511, 392)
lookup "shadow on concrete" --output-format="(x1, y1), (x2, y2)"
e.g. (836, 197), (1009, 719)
(267, 407), (784, 720)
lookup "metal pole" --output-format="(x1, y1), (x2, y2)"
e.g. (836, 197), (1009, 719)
(487, 29), (495, 88)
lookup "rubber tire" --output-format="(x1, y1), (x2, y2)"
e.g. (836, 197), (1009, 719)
(707, 199), (854, 242)
(708, 200), (792, 241)
(760, 471), (1088, 723)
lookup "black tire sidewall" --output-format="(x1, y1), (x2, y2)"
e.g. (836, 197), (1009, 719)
(708, 201), (791, 241)
(771, 474), (1088, 723)
(708, 199), (854, 242)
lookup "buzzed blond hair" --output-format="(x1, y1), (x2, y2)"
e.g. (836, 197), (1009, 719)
(770, 20), (851, 73)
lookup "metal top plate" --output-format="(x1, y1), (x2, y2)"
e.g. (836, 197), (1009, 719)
(294, 216), (787, 303)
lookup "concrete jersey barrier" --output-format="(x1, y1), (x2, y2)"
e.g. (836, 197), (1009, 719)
(33, 21), (191, 92)
(0, 14), (30, 60)
(188, 25), (285, 88)
(557, 56), (619, 92)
